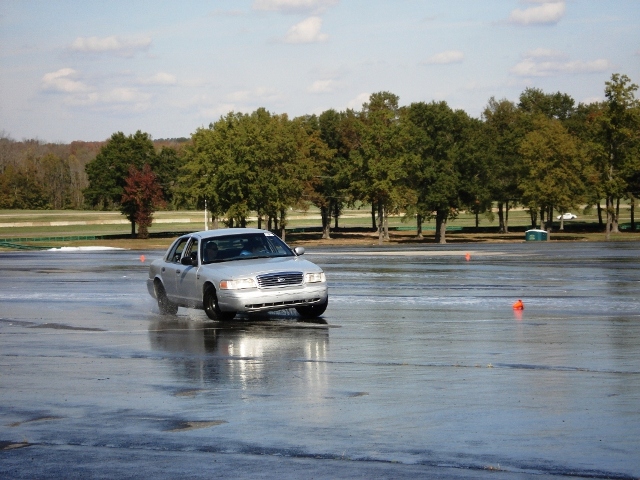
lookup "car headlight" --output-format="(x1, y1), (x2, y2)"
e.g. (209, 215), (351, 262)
(305, 272), (326, 283)
(219, 278), (257, 290)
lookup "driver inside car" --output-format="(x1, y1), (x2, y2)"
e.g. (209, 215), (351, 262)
(203, 241), (218, 263)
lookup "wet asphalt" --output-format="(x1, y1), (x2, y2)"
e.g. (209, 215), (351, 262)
(1, 242), (639, 479)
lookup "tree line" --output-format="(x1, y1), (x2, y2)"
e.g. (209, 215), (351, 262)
(0, 134), (186, 212)
(2, 73), (639, 243)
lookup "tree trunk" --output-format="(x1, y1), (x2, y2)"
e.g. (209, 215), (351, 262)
(130, 220), (136, 238)
(504, 200), (509, 233)
(597, 202), (603, 228)
(436, 210), (447, 244)
(383, 212), (390, 241)
(631, 195), (636, 232)
(257, 215), (262, 229)
(529, 209), (538, 229)
(371, 202), (377, 230)
(612, 198), (620, 233)
(321, 205), (331, 239)
(377, 200), (384, 245)
(416, 214), (423, 239)
(497, 202), (506, 234)
(333, 201), (340, 229)
(605, 197), (612, 241)
(280, 208), (286, 241)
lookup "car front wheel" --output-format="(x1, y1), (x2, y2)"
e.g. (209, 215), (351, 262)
(203, 286), (236, 321)
(296, 298), (328, 318)
(155, 281), (178, 315)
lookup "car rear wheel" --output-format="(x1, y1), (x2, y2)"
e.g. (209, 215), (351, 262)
(203, 286), (236, 321)
(155, 281), (178, 315)
(295, 298), (328, 318)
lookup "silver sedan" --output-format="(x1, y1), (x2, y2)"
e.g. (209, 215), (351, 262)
(147, 228), (328, 320)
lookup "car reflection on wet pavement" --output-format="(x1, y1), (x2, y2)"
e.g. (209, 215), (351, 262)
(148, 316), (330, 391)
(1, 242), (639, 479)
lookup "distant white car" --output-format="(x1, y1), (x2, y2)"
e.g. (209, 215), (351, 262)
(557, 213), (577, 220)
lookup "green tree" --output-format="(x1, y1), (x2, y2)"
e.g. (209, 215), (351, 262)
(303, 109), (353, 239)
(518, 87), (575, 121)
(458, 117), (492, 229)
(600, 74), (640, 239)
(84, 131), (157, 210)
(0, 164), (49, 209)
(180, 108), (324, 237)
(482, 98), (525, 232)
(403, 101), (472, 243)
(154, 146), (183, 207)
(565, 101), (608, 227)
(351, 92), (410, 243)
(519, 116), (586, 230)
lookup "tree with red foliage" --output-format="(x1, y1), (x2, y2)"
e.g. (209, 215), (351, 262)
(121, 164), (165, 239)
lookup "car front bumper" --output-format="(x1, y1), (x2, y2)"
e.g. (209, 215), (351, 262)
(217, 283), (328, 313)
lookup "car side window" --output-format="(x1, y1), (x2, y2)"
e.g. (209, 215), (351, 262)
(168, 237), (190, 264)
(183, 238), (199, 264)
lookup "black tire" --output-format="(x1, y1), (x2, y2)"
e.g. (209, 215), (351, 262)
(155, 281), (178, 315)
(203, 286), (236, 321)
(295, 298), (328, 318)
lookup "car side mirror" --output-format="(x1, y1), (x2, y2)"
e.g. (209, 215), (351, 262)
(294, 246), (305, 256)
(181, 255), (197, 266)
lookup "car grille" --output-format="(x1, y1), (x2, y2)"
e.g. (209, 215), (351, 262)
(256, 271), (303, 288)
(245, 297), (323, 310)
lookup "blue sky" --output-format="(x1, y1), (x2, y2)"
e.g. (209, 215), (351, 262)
(1, 0), (639, 143)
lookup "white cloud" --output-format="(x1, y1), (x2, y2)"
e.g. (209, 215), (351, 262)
(41, 68), (152, 112)
(253, 0), (338, 14)
(346, 92), (370, 110)
(69, 35), (152, 57)
(425, 50), (464, 65)
(511, 50), (612, 77)
(283, 16), (328, 43)
(141, 72), (177, 85)
(508, 1), (565, 25)
(63, 88), (153, 114)
(308, 79), (337, 93)
(41, 68), (90, 93)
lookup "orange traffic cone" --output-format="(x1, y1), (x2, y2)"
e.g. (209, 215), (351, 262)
(512, 299), (524, 310)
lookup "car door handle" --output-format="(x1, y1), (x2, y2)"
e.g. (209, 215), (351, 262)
(176, 269), (181, 274)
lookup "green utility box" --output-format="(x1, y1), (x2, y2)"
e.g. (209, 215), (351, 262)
(525, 229), (548, 241)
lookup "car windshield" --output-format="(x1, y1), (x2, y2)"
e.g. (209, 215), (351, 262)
(201, 233), (294, 264)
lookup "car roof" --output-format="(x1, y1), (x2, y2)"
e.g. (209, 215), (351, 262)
(186, 228), (271, 240)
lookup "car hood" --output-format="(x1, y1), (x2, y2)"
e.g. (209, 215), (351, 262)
(199, 256), (321, 278)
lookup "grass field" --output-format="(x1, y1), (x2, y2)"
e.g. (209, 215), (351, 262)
(1, 206), (639, 250)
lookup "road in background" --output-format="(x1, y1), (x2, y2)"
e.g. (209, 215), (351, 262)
(1, 243), (639, 479)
